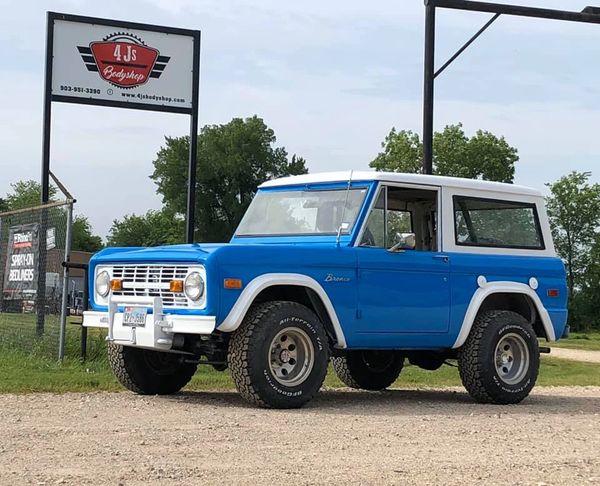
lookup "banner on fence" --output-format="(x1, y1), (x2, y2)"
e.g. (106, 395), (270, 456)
(3, 223), (39, 301)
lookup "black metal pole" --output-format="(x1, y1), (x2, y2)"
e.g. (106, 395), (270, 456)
(422, 4), (436, 175)
(186, 32), (201, 244)
(41, 13), (53, 205)
(62, 261), (89, 361)
(430, 0), (600, 25)
(186, 114), (198, 243)
(434, 13), (500, 79)
(80, 265), (88, 361)
(37, 12), (55, 336)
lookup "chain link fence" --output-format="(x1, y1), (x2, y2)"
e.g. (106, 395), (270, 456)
(0, 200), (75, 359)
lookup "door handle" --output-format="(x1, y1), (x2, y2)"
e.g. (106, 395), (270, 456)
(433, 255), (449, 263)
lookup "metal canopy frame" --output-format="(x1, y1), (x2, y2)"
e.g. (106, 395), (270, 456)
(422, 0), (600, 174)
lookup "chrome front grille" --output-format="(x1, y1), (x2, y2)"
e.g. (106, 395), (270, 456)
(112, 265), (190, 308)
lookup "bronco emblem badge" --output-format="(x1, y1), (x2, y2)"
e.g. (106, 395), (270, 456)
(325, 273), (351, 283)
(78, 33), (170, 88)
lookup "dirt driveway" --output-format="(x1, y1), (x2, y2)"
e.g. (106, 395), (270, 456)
(0, 387), (599, 486)
(551, 347), (600, 364)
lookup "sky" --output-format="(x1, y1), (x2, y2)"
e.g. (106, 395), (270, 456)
(1, 0), (600, 238)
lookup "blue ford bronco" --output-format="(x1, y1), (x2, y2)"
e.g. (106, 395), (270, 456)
(83, 171), (568, 408)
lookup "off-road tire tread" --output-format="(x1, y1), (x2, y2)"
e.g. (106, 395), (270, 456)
(332, 355), (362, 389)
(228, 303), (276, 407)
(458, 310), (538, 404)
(228, 301), (329, 408)
(332, 352), (403, 390)
(107, 342), (197, 395)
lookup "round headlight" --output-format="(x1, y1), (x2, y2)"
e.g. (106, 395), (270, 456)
(95, 270), (110, 298)
(184, 272), (205, 301)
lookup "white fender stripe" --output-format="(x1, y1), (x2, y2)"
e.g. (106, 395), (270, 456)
(452, 281), (556, 349)
(217, 273), (347, 348)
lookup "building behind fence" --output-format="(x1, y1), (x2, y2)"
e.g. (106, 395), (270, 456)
(0, 200), (89, 359)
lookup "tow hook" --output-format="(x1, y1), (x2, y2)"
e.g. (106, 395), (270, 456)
(539, 347), (551, 354)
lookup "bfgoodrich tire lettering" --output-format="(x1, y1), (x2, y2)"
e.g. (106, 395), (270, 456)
(332, 351), (404, 390)
(228, 301), (329, 409)
(458, 310), (540, 404)
(108, 343), (197, 395)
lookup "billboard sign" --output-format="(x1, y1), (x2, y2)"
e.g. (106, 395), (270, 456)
(3, 224), (39, 300)
(48, 13), (200, 114)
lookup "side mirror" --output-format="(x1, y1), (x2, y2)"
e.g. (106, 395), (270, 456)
(389, 232), (416, 252)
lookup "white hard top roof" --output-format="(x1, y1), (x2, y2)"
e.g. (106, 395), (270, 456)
(259, 171), (542, 197)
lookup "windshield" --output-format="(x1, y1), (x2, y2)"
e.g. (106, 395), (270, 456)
(236, 187), (368, 236)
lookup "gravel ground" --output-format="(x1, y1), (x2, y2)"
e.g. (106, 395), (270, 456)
(1, 387), (599, 486)
(551, 348), (600, 364)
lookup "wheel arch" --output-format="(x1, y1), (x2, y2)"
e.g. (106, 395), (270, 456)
(452, 281), (556, 349)
(217, 273), (347, 348)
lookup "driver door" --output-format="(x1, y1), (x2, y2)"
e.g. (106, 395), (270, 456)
(356, 185), (450, 334)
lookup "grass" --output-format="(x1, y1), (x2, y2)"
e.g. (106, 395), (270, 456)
(536, 356), (600, 386)
(1, 350), (598, 394)
(0, 312), (109, 361)
(0, 350), (121, 393)
(551, 332), (600, 351)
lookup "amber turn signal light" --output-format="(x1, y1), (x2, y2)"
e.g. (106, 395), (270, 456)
(224, 278), (243, 289)
(110, 279), (122, 291)
(547, 289), (559, 298)
(170, 280), (184, 292)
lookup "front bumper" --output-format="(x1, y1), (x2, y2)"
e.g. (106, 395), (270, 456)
(83, 295), (216, 350)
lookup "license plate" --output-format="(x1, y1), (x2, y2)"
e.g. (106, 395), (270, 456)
(123, 307), (147, 327)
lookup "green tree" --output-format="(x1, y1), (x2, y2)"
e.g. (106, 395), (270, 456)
(72, 216), (103, 253)
(576, 236), (600, 329)
(370, 123), (518, 183)
(3, 180), (103, 253)
(107, 209), (184, 247)
(546, 171), (600, 330)
(5, 180), (58, 210)
(0, 198), (8, 212)
(370, 128), (423, 175)
(151, 116), (308, 242)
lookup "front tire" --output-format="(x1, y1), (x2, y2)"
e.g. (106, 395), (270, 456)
(458, 310), (539, 404)
(228, 301), (329, 409)
(108, 343), (198, 395)
(332, 350), (404, 390)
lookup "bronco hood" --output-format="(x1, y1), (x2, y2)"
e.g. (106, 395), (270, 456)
(91, 243), (227, 264)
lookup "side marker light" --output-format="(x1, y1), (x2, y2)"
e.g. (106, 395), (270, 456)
(224, 278), (243, 289)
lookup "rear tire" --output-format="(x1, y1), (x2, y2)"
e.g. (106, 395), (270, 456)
(458, 310), (539, 404)
(228, 301), (329, 409)
(108, 343), (197, 395)
(332, 350), (404, 390)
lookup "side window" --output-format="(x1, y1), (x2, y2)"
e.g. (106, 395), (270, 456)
(360, 186), (438, 250)
(360, 189), (386, 247)
(386, 191), (412, 248)
(453, 196), (544, 249)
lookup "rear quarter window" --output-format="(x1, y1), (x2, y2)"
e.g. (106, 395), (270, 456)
(453, 196), (544, 250)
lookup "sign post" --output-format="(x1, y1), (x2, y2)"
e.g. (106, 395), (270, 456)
(39, 12), (200, 332)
